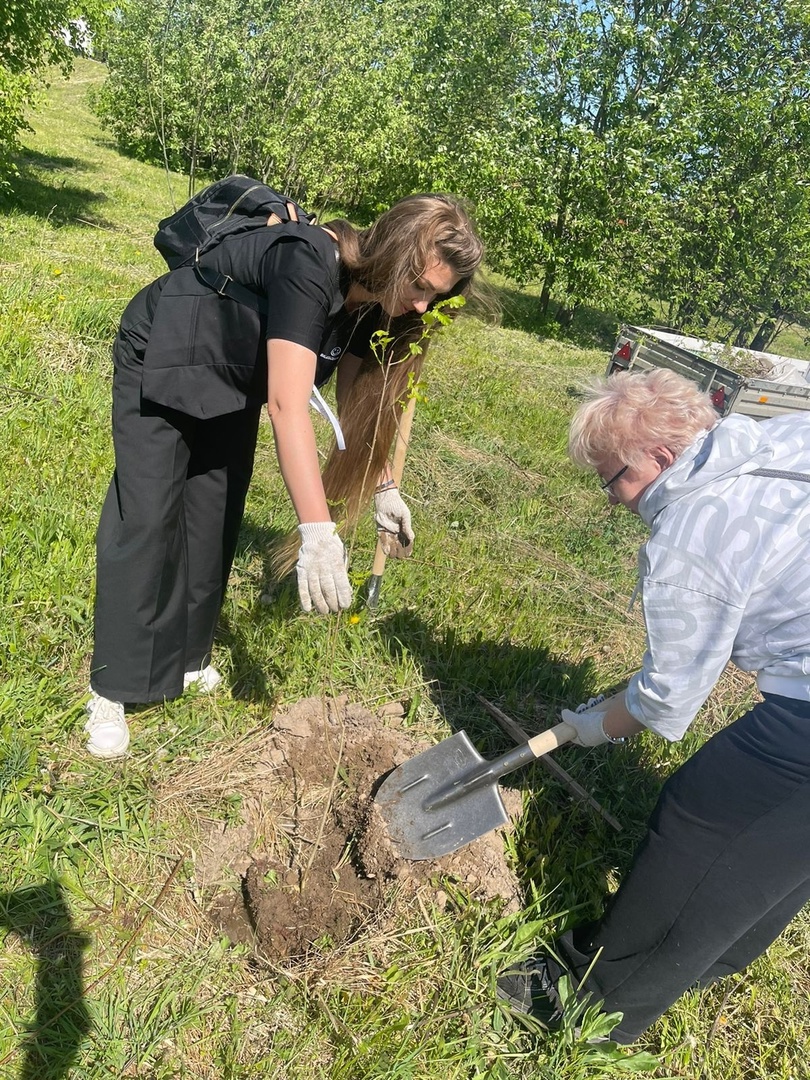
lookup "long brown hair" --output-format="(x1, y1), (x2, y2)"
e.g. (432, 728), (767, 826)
(273, 194), (486, 575)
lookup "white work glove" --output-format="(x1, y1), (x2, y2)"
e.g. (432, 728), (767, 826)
(296, 522), (353, 614)
(374, 486), (414, 544)
(561, 694), (611, 747)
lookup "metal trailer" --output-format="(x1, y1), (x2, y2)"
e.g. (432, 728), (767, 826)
(607, 325), (810, 419)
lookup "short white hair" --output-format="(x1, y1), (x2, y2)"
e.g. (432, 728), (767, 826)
(569, 368), (717, 468)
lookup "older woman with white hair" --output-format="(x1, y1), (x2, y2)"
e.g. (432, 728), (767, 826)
(497, 368), (810, 1043)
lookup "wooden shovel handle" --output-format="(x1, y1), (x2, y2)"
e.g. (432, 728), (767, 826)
(370, 394), (417, 576)
(527, 721), (578, 757)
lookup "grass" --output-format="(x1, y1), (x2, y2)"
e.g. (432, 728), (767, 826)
(0, 57), (808, 1079)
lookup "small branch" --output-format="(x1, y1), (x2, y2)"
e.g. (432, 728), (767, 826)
(476, 695), (622, 833)
(74, 217), (114, 231)
(0, 856), (184, 1070)
(0, 383), (59, 404)
(84, 856), (185, 995)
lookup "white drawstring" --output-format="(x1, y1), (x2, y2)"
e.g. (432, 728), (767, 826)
(309, 385), (346, 451)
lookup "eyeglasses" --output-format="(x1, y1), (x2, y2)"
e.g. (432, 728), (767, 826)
(599, 464), (629, 496)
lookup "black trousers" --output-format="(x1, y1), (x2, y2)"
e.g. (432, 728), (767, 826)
(91, 335), (262, 702)
(552, 693), (810, 1043)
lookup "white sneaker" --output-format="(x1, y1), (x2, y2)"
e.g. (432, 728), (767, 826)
(183, 665), (222, 692)
(85, 693), (130, 758)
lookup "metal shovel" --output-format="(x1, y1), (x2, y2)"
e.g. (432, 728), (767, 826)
(375, 720), (577, 860)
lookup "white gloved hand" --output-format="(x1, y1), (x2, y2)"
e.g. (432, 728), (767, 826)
(374, 486), (414, 544)
(561, 694), (611, 747)
(296, 522), (353, 614)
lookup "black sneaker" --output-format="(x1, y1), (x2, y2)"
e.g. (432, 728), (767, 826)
(496, 955), (565, 1028)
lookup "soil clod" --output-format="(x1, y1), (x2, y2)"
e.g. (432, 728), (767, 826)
(192, 697), (522, 960)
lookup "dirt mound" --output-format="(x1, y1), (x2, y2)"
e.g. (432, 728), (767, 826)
(193, 697), (523, 961)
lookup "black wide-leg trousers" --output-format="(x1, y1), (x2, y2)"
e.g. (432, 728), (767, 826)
(553, 693), (810, 1043)
(91, 335), (262, 702)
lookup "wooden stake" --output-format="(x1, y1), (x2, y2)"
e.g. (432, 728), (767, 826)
(366, 394), (417, 609)
(476, 694), (622, 832)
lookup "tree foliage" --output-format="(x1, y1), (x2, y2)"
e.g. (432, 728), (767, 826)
(93, 0), (810, 344)
(93, 0), (417, 205)
(0, 0), (111, 188)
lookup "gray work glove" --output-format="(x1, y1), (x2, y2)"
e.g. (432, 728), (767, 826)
(374, 486), (414, 544)
(296, 522), (353, 614)
(561, 694), (610, 747)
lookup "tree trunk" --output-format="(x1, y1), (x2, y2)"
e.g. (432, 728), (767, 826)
(749, 304), (783, 352)
(733, 323), (753, 348)
(748, 319), (777, 352)
(538, 262), (555, 318)
(557, 302), (579, 328)
(675, 298), (697, 327)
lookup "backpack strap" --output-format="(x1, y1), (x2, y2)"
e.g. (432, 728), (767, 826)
(193, 264), (268, 314)
(190, 212), (321, 313)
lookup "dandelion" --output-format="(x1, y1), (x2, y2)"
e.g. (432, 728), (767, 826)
(349, 614), (361, 624)
(53, 267), (62, 276)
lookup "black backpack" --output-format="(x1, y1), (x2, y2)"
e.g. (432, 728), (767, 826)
(153, 174), (316, 312)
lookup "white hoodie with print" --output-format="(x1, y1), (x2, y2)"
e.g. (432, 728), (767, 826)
(625, 411), (810, 740)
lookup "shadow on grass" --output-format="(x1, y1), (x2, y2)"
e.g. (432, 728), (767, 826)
(0, 881), (91, 1079)
(216, 515), (295, 703)
(90, 135), (124, 154)
(494, 282), (619, 351)
(373, 608), (664, 918)
(16, 150), (89, 173)
(1, 153), (113, 228)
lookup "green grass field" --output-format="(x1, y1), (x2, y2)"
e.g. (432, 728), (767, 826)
(0, 59), (808, 1079)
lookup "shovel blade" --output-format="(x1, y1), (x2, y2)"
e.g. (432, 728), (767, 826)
(375, 730), (510, 860)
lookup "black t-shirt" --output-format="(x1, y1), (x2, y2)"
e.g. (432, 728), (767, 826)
(203, 226), (381, 382)
(120, 225), (381, 391)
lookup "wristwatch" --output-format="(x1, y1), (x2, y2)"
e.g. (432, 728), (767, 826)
(601, 722), (628, 745)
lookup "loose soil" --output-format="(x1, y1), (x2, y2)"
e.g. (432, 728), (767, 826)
(193, 697), (523, 961)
